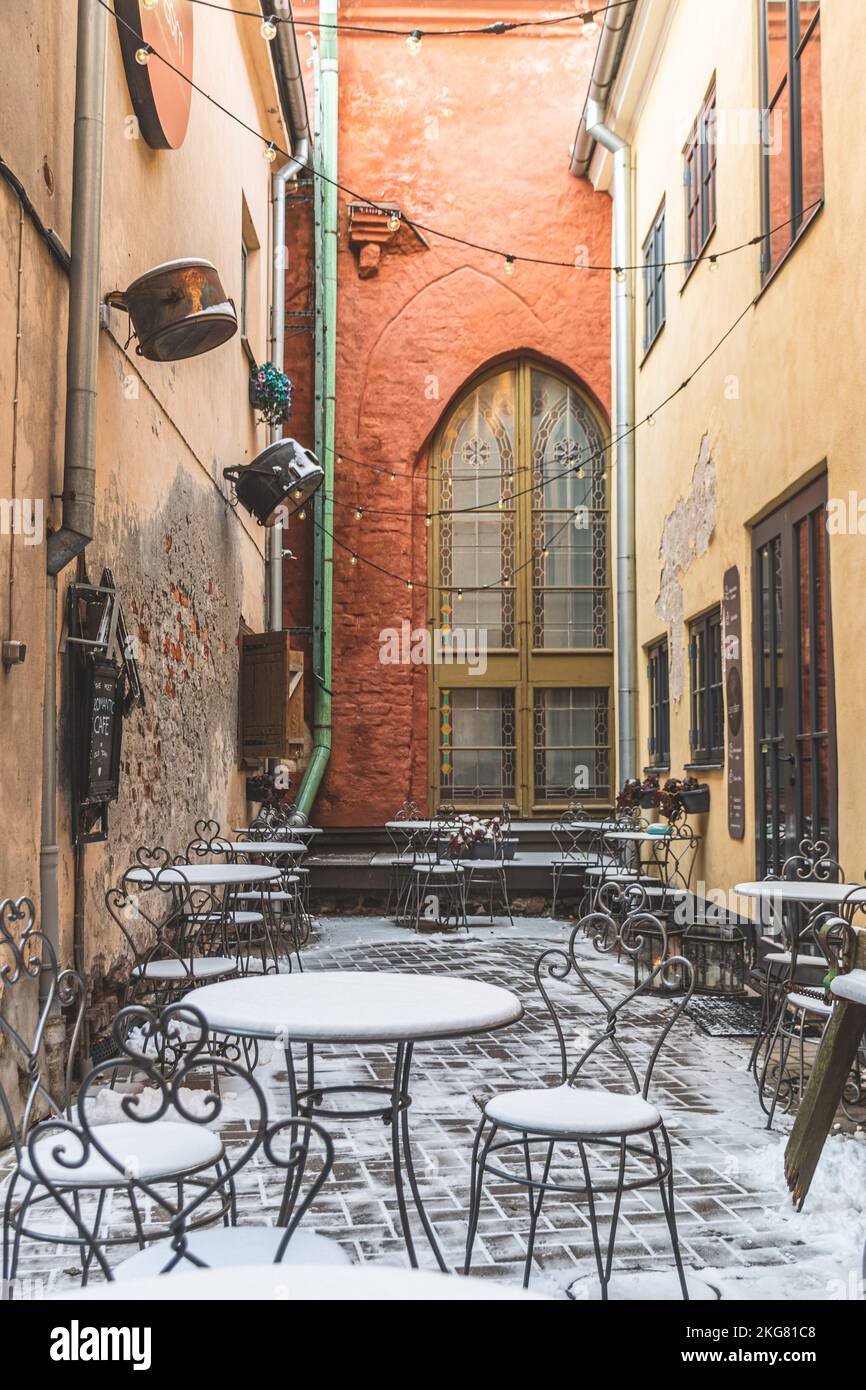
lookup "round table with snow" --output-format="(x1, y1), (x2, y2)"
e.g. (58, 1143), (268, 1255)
(190, 970), (523, 1269)
(230, 841), (307, 857)
(125, 864), (282, 888)
(56, 1262), (547, 1301)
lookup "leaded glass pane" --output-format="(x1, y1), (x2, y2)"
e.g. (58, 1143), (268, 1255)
(530, 369), (609, 648)
(440, 688), (515, 802)
(438, 369), (516, 648)
(533, 688), (611, 801)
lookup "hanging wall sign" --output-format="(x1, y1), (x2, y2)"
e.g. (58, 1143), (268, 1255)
(723, 565), (745, 839)
(82, 661), (124, 807)
(115, 0), (194, 150)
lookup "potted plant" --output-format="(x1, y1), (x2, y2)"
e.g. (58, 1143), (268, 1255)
(249, 361), (294, 428)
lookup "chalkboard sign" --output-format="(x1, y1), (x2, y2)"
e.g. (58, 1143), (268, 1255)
(723, 566), (745, 839)
(81, 661), (123, 806)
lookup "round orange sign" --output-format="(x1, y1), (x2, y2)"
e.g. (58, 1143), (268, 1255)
(116, 0), (194, 150)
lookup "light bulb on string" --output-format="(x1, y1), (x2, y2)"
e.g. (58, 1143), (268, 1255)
(298, 508), (307, 520)
(387, 212), (401, 233)
(647, 414), (656, 427)
(260, 15), (278, 41)
(390, 472), (397, 483)
(135, 44), (152, 65)
(581, 10), (600, 36)
(355, 507), (364, 520)
(406, 580), (414, 591)
(350, 553), (358, 566)
(406, 30), (423, 55)
(615, 266), (626, 283)
(503, 255), (516, 276)
(425, 513), (432, 527)
(708, 254), (719, 272)
(263, 142), (277, 163)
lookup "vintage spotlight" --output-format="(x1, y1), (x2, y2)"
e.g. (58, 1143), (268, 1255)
(223, 438), (324, 526)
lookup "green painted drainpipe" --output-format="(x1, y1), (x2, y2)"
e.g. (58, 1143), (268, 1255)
(291, 6), (336, 823)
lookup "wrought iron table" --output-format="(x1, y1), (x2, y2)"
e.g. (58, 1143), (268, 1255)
(189, 970), (523, 1269)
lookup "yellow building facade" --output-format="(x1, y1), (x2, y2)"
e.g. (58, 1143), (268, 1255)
(583, 0), (861, 898)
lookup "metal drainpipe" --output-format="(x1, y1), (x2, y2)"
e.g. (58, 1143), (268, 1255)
(263, 1), (311, 633)
(585, 98), (638, 784)
(46, 0), (107, 579)
(41, 0), (107, 1009)
(289, 6), (335, 825)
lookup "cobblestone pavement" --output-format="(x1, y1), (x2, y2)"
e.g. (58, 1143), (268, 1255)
(7, 918), (866, 1300)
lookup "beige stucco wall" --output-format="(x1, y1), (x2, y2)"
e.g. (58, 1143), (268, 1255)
(0, 3), (290, 1025)
(606, 0), (865, 898)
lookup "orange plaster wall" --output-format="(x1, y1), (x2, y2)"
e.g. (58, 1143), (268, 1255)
(311, 5), (612, 825)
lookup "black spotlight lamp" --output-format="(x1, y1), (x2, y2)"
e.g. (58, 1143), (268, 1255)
(224, 439), (324, 525)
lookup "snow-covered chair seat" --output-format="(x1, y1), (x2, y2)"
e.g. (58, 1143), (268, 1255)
(484, 1084), (662, 1138)
(20, 1120), (223, 1187)
(131, 956), (237, 981)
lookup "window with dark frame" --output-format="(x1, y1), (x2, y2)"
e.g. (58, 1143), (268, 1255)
(759, 1), (823, 276)
(689, 608), (724, 764)
(642, 202), (666, 352)
(684, 83), (717, 269)
(240, 240), (249, 339)
(647, 638), (670, 768)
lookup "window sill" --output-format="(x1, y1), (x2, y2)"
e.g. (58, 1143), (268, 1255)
(679, 224), (718, 295)
(644, 764), (670, 774)
(755, 200), (825, 306)
(684, 761), (724, 772)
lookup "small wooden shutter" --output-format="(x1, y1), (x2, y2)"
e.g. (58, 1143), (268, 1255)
(240, 631), (305, 760)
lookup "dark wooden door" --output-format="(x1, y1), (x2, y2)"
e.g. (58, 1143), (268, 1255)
(752, 476), (837, 875)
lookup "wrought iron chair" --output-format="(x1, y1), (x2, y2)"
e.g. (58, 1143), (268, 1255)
(231, 833), (310, 972)
(581, 812), (648, 914)
(0, 904), (216, 1292)
(8, 998), (346, 1289)
(410, 839), (468, 932)
(177, 822), (283, 978)
(465, 837), (514, 927)
(748, 838), (845, 1091)
(550, 806), (592, 918)
(106, 863), (239, 1012)
(757, 889), (863, 1129)
(464, 904), (695, 1296)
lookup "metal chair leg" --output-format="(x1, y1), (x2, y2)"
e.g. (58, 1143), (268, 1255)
(464, 1119), (497, 1275)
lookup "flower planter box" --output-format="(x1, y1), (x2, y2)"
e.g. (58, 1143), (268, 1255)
(680, 785), (710, 814)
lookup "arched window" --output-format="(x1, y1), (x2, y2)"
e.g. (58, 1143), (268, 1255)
(430, 360), (612, 815)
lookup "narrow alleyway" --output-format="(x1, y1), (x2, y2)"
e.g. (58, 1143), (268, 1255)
(10, 919), (865, 1301)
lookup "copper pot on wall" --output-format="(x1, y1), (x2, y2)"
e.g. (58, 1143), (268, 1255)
(119, 259), (237, 362)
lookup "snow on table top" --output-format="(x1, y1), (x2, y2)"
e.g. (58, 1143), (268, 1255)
(734, 880), (866, 904)
(55, 1263), (548, 1302)
(233, 826), (323, 835)
(124, 864), (280, 886)
(230, 841), (307, 855)
(831, 969), (866, 1005)
(189, 969), (523, 1042)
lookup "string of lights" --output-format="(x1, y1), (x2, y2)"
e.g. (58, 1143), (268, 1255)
(108, 2), (816, 277)
(165, 0), (619, 41)
(107, 5), (763, 592)
(287, 289), (759, 591)
(316, 282), (758, 528)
